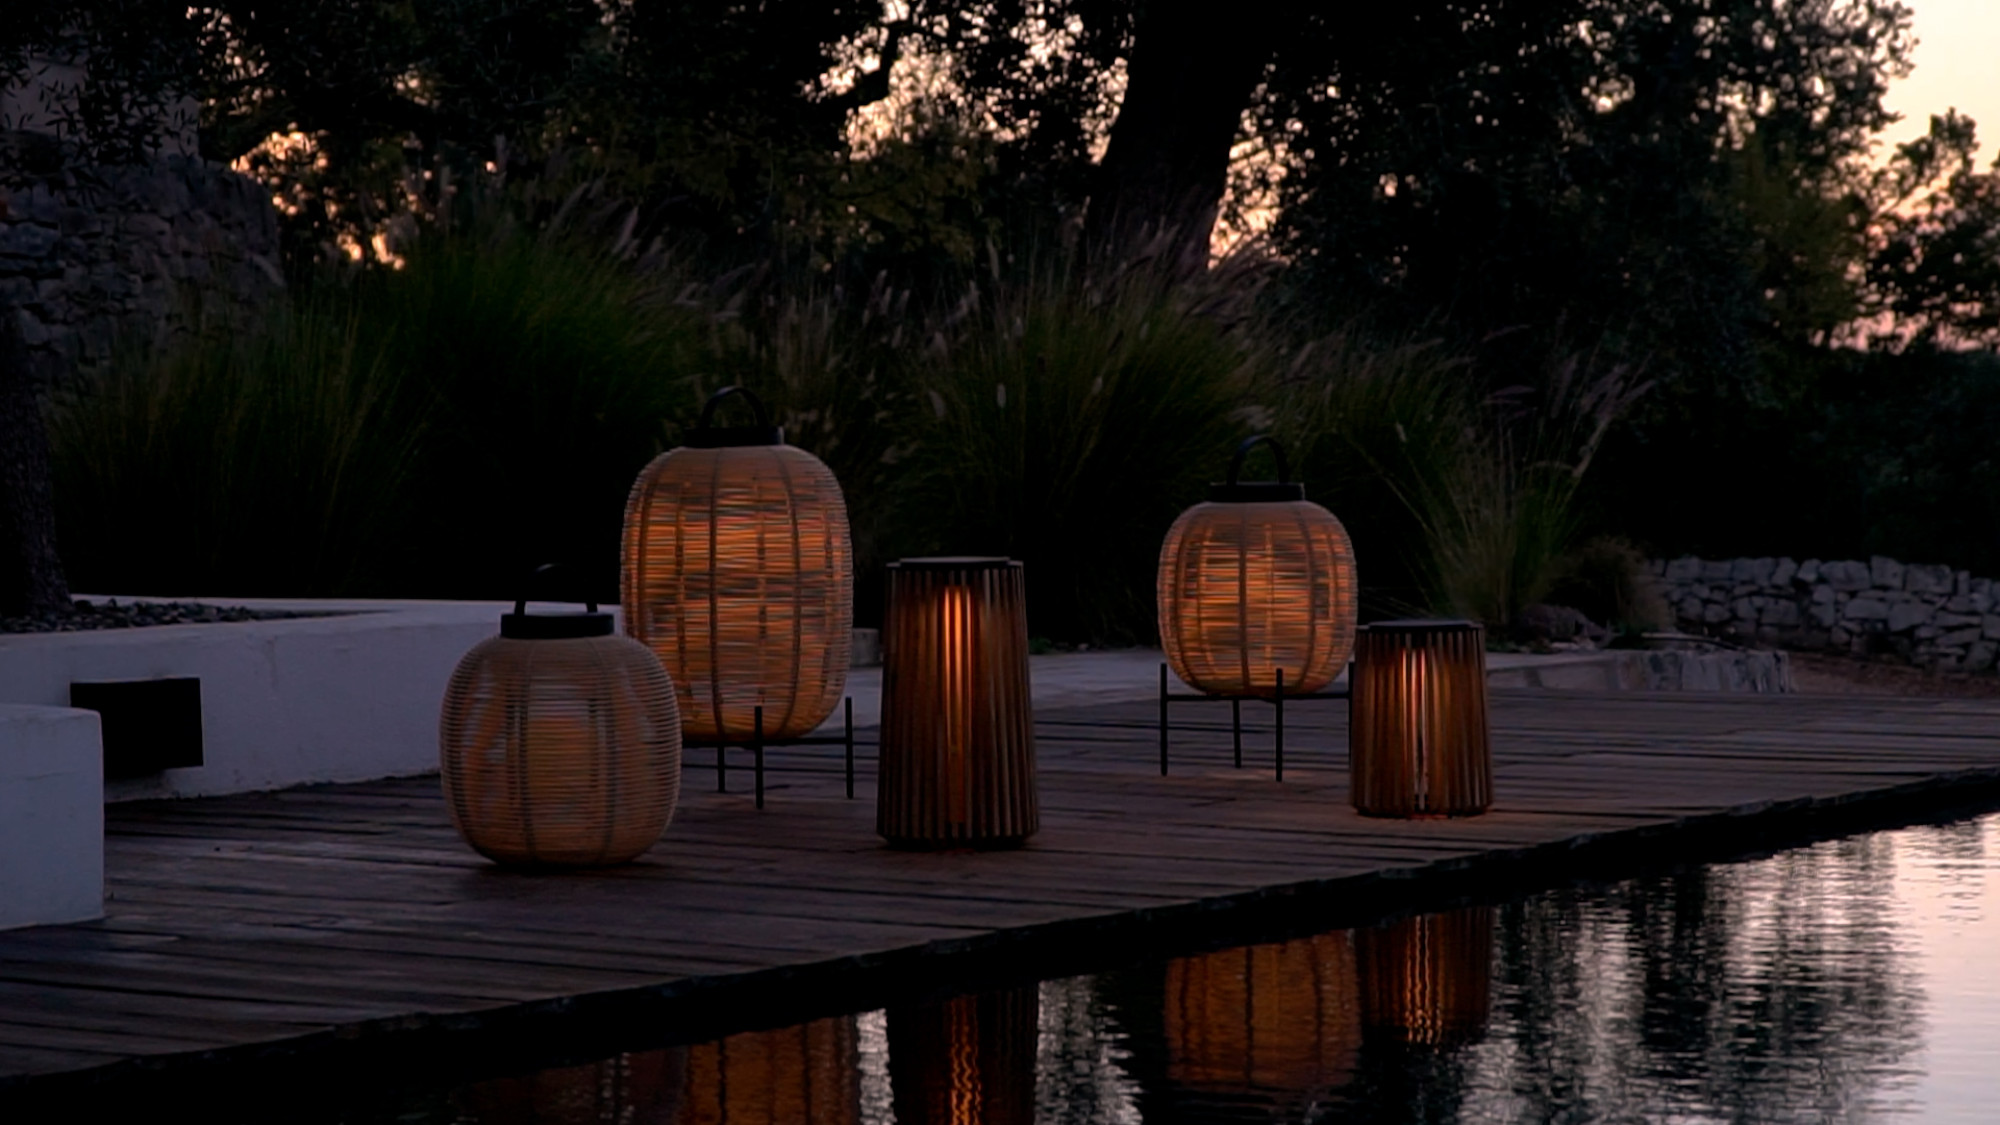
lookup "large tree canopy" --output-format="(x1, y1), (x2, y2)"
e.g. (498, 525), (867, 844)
(5, 0), (1990, 354)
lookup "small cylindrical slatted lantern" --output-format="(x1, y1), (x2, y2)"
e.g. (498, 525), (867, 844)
(1165, 931), (1362, 1115)
(1349, 620), (1492, 817)
(1357, 906), (1494, 1048)
(680, 1017), (862, 1125)
(439, 587), (682, 867)
(878, 558), (1037, 849)
(888, 988), (1038, 1125)
(622, 386), (853, 742)
(1159, 436), (1359, 698)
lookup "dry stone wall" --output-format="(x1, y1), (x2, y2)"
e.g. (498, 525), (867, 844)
(0, 141), (281, 383)
(1651, 555), (2000, 670)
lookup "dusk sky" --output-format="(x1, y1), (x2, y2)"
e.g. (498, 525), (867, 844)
(1881, 0), (2000, 160)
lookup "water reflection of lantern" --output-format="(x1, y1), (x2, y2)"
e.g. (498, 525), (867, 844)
(1349, 620), (1492, 817)
(439, 586), (682, 867)
(1157, 435), (1359, 697)
(1357, 907), (1494, 1047)
(878, 558), (1037, 849)
(678, 1016), (862, 1124)
(455, 1049), (687, 1125)
(622, 385), (853, 742)
(888, 988), (1038, 1125)
(1165, 932), (1362, 1114)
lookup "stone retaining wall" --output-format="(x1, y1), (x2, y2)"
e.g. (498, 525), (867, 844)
(0, 137), (281, 382)
(1651, 555), (1999, 670)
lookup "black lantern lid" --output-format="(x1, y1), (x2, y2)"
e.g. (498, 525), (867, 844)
(1362, 618), (1482, 635)
(1208, 435), (1306, 503)
(500, 565), (615, 639)
(889, 556), (1018, 572)
(685, 385), (785, 448)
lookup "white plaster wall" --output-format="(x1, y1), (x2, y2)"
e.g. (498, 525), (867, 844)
(0, 600), (513, 801)
(0, 704), (103, 928)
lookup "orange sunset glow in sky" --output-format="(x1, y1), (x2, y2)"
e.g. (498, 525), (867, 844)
(1882, 0), (2000, 159)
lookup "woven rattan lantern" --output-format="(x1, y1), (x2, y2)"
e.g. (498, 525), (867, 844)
(878, 558), (1037, 849)
(622, 386), (852, 742)
(1358, 907), (1494, 1047)
(439, 585), (682, 867)
(1165, 932), (1361, 1114)
(1349, 619), (1492, 817)
(889, 988), (1038, 1125)
(1159, 435), (1358, 697)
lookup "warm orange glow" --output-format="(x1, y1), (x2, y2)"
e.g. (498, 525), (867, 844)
(1357, 907), (1494, 1047)
(439, 632), (682, 867)
(1159, 499), (1358, 697)
(878, 559), (1037, 848)
(678, 1017), (862, 1124)
(888, 989), (1037, 1125)
(1166, 932), (1361, 1103)
(942, 584), (973, 825)
(1350, 622), (1492, 818)
(622, 442), (853, 741)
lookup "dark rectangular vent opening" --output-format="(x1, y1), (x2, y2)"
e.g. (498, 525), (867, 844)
(69, 677), (205, 779)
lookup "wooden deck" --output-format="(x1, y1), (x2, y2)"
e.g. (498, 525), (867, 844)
(6, 689), (2000, 1104)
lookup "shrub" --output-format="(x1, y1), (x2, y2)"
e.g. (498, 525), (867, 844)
(53, 225), (709, 599)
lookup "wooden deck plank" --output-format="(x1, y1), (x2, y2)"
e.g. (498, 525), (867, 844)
(2, 689), (2000, 1096)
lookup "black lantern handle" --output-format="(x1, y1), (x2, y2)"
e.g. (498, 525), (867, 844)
(513, 563), (599, 616)
(1226, 435), (1292, 486)
(696, 385), (773, 431)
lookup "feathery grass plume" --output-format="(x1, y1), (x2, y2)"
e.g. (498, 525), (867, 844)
(1416, 352), (1652, 628)
(50, 295), (423, 595)
(899, 252), (1255, 642)
(52, 198), (711, 599)
(1265, 324), (1480, 618)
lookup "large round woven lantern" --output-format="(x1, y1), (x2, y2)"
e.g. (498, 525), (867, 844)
(439, 581), (682, 867)
(622, 386), (852, 742)
(1159, 436), (1358, 698)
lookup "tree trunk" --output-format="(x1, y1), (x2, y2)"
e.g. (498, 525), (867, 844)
(1087, 0), (1284, 268)
(0, 307), (71, 618)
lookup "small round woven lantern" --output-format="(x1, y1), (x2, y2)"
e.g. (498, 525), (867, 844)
(439, 580), (682, 867)
(1158, 436), (1359, 698)
(1349, 619), (1492, 818)
(622, 386), (852, 742)
(878, 558), (1037, 849)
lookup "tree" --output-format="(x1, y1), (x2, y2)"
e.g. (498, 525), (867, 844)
(0, 302), (70, 618)
(1866, 113), (2000, 349)
(1083, 0), (1292, 265)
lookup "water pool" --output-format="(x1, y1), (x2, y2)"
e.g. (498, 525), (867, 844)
(300, 811), (2000, 1123)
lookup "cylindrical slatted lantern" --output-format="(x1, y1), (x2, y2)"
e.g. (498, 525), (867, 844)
(439, 583), (682, 867)
(622, 386), (852, 742)
(1159, 436), (1358, 697)
(878, 558), (1037, 849)
(888, 988), (1038, 1125)
(678, 1017), (862, 1125)
(1349, 620), (1492, 817)
(1165, 932), (1362, 1115)
(1357, 907), (1494, 1048)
